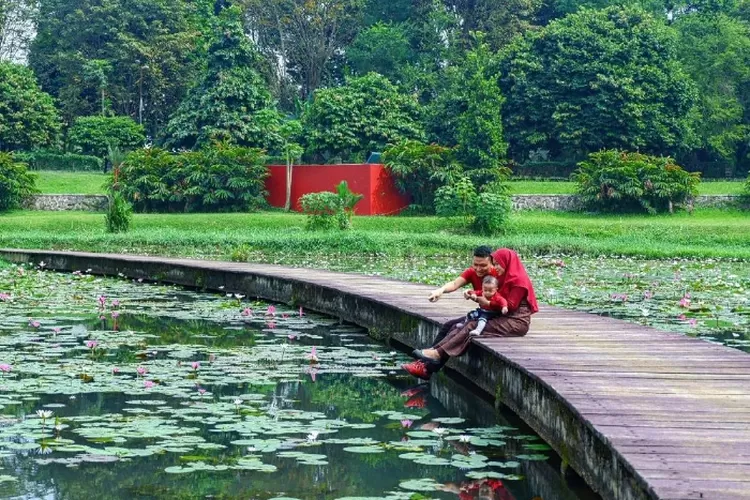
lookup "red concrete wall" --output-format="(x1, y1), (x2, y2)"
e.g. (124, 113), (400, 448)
(265, 164), (410, 216)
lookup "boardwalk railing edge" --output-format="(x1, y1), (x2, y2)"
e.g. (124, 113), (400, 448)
(0, 248), (655, 500)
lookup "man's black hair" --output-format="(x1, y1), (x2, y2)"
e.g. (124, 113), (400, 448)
(473, 245), (493, 259)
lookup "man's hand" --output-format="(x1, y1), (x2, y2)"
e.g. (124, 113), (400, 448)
(428, 288), (444, 302)
(463, 289), (476, 300)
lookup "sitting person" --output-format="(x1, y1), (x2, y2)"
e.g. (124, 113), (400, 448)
(463, 275), (508, 336)
(403, 248), (538, 380)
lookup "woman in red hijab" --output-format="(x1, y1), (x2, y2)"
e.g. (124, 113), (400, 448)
(403, 248), (538, 379)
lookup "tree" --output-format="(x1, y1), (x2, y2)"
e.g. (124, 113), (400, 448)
(347, 23), (413, 81)
(0, 0), (37, 63)
(302, 73), (425, 162)
(68, 116), (145, 158)
(28, 0), (204, 134)
(162, 9), (282, 150)
(500, 6), (698, 161)
(243, 0), (366, 99)
(674, 13), (750, 170)
(442, 0), (542, 49)
(428, 34), (507, 182)
(0, 62), (60, 152)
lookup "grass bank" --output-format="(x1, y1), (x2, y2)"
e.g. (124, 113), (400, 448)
(32, 171), (747, 196)
(35, 171), (107, 194)
(1, 209), (748, 260)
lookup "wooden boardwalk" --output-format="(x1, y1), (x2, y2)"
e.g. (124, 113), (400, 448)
(0, 249), (748, 500)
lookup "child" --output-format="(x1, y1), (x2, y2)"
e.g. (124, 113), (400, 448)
(465, 275), (508, 336)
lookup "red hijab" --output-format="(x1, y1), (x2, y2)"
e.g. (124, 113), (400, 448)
(492, 248), (539, 313)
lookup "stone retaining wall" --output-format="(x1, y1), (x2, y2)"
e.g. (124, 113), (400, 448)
(26, 194), (744, 212)
(25, 194), (108, 211)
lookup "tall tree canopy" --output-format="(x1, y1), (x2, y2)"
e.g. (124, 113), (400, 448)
(162, 9), (281, 151)
(0, 62), (60, 151)
(500, 6), (698, 161)
(28, 0), (205, 134)
(674, 13), (750, 167)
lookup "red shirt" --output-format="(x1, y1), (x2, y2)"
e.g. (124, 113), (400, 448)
(460, 267), (497, 292)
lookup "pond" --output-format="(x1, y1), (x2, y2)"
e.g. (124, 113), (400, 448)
(0, 263), (595, 500)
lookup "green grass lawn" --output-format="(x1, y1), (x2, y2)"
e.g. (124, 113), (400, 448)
(1, 209), (748, 260)
(34, 171), (107, 194)
(508, 180), (746, 195)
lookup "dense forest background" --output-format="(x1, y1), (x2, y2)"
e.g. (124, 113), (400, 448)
(1, 0), (749, 177)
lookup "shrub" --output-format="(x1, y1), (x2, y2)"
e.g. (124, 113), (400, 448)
(0, 153), (38, 211)
(300, 181), (364, 230)
(13, 150), (103, 171)
(571, 150), (700, 213)
(67, 116), (145, 159)
(383, 140), (461, 214)
(114, 143), (268, 212)
(473, 191), (512, 235)
(105, 192), (132, 233)
(435, 176), (512, 235)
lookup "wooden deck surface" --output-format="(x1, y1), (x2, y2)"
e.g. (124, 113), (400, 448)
(1, 249), (747, 499)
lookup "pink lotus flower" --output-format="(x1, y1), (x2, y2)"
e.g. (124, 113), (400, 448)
(677, 314), (687, 321)
(111, 312), (119, 319)
(144, 380), (155, 389)
(136, 366), (147, 376)
(191, 361), (200, 371)
(308, 368), (318, 382)
(307, 346), (319, 364)
(267, 321), (276, 330)
(401, 419), (413, 429)
(112, 300), (120, 308)
(287, 334), (296, 341)
(688, 319), (698, 327)
(0, 364), (11, 373)
(52, 327), (61, 335)
(112, 367), (120, 374)
(0, 293), (10, 301)
(299, 306), (305, 317)
(679, 297), (691, 308)
(85, 340), (98, 349)
(29, 319), (40, 328)
(97, 295), (106, 309)
(241, 308), (253, 317)
(643, 290), (653, 300)
(266, 305), (276, 316)
(282, 313), (289, 319)
(198, 388), (206, 395)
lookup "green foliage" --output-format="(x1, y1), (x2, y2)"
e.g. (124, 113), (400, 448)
(500, 6), (698, 161)
(0, 152), (38, 211)
(428, 34), (507, 184)
(162, 9), (281, 151)
(105, 191), (132, 233)
(382, 140), (460, 214)
(303, 73), (425, 162)
(572, 150), (701, 214)
(28, 0), (203, 133)
(674, 13), (750, 167)
(473, 191), (512, 235)
(300, 181), (364, 230)
(67, 116), (145, 158)
(12, 150), (102, 171)
(114, 143), (269, 212)
(347, 23), (413, 80)
(0, 62), (61, 152)
(435, 176), (478, 220)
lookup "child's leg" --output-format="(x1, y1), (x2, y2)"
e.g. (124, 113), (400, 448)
(469, 318), (488, 336)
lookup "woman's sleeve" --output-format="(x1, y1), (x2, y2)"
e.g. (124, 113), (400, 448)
(505, 287), (527, 312)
